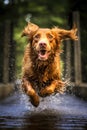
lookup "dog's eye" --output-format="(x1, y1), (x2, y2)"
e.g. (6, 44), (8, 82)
(34, 34), (40, 39)
(47, 34), (53, 39)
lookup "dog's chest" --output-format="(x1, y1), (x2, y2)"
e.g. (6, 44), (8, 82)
(34, 65), (50, 81)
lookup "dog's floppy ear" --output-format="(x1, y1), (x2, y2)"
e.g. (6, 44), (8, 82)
(21, 22), (39, 39)
(52, 25), (78, 41)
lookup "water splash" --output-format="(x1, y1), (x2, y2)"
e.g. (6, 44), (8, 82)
(0, 87), (87, 129)
(25, 14), (32, 23)
(13, 80), (87, 116)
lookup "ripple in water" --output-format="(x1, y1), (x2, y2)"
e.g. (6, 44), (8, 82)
(0, 87), (87, 129)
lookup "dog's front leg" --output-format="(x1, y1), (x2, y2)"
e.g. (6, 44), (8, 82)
(22, 78), (39, 107)
(40, 80), (58, 97)
(40, 80), (65, 97)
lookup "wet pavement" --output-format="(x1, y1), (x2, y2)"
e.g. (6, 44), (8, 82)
(0, 89), (87, 130)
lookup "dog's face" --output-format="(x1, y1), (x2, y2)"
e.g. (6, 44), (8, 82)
(32, 28), (58, 61)
(22, 22), (77, 61)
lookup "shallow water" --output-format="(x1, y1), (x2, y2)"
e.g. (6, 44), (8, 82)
(0, 89), (87, 130)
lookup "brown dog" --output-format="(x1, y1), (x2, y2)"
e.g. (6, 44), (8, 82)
(21, 22), (77, 107)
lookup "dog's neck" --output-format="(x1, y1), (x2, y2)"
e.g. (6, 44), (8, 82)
(33, 55), (54, 70)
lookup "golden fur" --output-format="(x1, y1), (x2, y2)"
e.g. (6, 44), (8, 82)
(21, 22), (77, 107)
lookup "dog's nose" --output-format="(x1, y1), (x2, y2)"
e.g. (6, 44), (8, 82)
(39, 42), (47, 47)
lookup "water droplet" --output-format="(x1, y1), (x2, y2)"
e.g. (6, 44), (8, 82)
(25, 14), (32, 23)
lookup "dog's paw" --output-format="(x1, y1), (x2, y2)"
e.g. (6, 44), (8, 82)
(40, 87), (54, 97)
(27, 88), (40, 107)
(29, 93), (40, 107)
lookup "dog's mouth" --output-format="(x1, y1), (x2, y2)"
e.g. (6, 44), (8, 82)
(38, 49), (50, 61)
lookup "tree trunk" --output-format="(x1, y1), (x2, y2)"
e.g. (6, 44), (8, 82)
(3, 21), (10, 83)
(73, 11), (82, 85)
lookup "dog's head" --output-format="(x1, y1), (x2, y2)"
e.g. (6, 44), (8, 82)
(22, 22), (77, 61)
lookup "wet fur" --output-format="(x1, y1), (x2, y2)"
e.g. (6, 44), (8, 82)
(21, 22), (78, 107)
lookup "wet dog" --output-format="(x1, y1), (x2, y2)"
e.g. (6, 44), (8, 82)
(21, 22), (77, 107)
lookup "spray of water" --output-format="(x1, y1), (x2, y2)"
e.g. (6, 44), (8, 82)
(25, 14), (32, 23)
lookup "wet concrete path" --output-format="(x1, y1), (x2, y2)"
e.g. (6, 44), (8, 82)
(0, 90), (87, 130)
